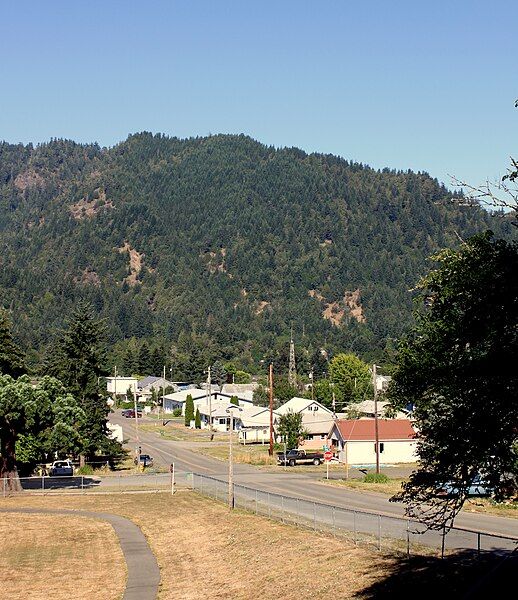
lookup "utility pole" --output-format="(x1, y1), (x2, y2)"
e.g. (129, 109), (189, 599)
(207, 366), (212, 436)
(310, 367), (314, 401)
(162, 365), (166, 426)
(288, 327), (297, 387)
(269, 363), (274, 456)
(332, 386), (336, 419)
(114, 365), (117, 406)
(227, 405), (242, 510)
(373, 364), (380, 474)
(133, 385), (141, 467)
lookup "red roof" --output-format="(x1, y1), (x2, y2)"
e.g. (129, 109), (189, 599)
(334, 419), (416, 441)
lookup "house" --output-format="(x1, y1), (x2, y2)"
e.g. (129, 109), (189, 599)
(328, 419), (417, 465)
(352, 400), (409, 420)
(162, 389), (255, 415)
(137, 376), (178, 401)
(106, 376), (138, 397)
(195, 400), (261, 432)
(277, 398), (334, 450)
(238, 407), (278, 444)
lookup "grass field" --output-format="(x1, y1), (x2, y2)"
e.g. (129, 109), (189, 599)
(0, 491), (508, 599)
(0, 512), (126, 600)
(322, 478), (518, 518)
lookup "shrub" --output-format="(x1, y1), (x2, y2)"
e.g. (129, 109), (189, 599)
(77, 465), (94, 475)
(172, 408), (182, 417)
(363, 473), (389, 484)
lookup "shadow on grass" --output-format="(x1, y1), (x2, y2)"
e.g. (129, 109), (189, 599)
(355, 548), (517, 599)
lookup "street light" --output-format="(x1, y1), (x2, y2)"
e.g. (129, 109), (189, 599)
(226, 404), (243, 510)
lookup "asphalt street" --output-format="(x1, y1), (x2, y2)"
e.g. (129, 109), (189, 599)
(112, 412), (518, 539)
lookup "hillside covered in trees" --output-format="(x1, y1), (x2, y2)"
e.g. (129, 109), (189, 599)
(0, 133), (513, 377)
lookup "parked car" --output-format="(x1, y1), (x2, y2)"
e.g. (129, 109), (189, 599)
(123, 409), (142, 418)
(277, 449), (324, 467)
(437, 474), (493, 498)
(134, 454), (153, 468)
(49, 460), (74, 476)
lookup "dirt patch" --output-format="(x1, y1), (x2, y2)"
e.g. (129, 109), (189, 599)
(0, 512), (126, 600)
(202, 247), (232, 277)
(74, 266), (101, 287)
(14, 170), (45, 191)
(70, 188), (114, 220)
(254, 300), (270, 315)
(309, 288), (366, 325)
(118, 241), (144, 286)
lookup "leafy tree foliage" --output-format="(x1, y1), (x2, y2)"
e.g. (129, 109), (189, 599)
(0, 375), (85, 489)
(230, 395), (239, 406)
(329, 353), (372, 406)
(389, 233), (518, 529)
(273, 376), (298, 407)
(184, 394), (194, 426)
(277, 410), (306, 450)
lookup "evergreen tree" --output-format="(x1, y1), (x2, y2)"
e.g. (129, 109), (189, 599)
(0, 310), (25, 377)
(210, 360), (227, 390)
(194, 407), (201, 429)
(45, 302), (116, 459)
(184, 394), (194, 426)
(138, 341), (152, 374)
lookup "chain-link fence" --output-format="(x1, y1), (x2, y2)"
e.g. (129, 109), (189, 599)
(191, 472), (517, 558)
(1, 471), (193, 496)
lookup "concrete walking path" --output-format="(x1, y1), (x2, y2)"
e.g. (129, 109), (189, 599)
(0, 507), (160, 600)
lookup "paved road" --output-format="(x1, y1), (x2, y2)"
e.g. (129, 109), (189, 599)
(0, 507), (160, 600)
(113, 412), (518, 539)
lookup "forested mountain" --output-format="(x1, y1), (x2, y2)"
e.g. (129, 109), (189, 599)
(0, 133), (514, 376)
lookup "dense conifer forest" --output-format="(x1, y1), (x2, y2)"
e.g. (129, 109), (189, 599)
(0, 133), (513, 376)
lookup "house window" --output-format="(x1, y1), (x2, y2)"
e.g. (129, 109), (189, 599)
(320, 434), (326, 440)
(219, 418), (226, 425)
(375, 442), (385, 453)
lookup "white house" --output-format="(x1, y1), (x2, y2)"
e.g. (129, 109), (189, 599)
(276, 398), (334, 450)
(238, 407), (279, 444)
(163, 389), (254, 415)
(137, 376), (178, 401)
(328, 419), (417, 465)
(106, 376), (138, 396)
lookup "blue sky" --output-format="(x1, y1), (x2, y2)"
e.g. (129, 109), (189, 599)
(1, 1), (516, 187)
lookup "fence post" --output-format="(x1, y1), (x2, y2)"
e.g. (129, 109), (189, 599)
(353, 510), (357, 544)
(441, 525), (446, 559)
(81, 475), (84, 494)
(281, 495), (284, 523)
(313, 502), (316, 530)
(200, 475), (203, 495)
(2, 478), (5, 498)
(378, 515), (381, 551)
(255, 489), (258, 514)
(406, 520), (410, 557)
(332, 506), (335, 533)
(268, 492), (271, 519)
(118, 474), (121, 494)
(477, 532), (481, 558)
(41, 476), (45, 495)
(296, 498), (300, 525)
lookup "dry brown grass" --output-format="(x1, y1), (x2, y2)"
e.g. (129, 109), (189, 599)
(0, 491), (498, 600)
(0, 512), (126, 600)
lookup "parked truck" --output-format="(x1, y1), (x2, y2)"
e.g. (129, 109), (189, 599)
(277, 449), (324, 467)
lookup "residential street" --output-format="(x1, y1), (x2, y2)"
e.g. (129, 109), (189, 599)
(111, 412), (518, 539)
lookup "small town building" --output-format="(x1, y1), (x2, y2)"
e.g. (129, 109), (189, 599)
(106, 376), (138, 396)
(277, 398), (334, 450)
(328, 419), (417, 465)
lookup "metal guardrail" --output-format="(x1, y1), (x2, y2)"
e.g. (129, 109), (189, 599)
(191, 472), (518, 558)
